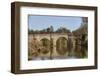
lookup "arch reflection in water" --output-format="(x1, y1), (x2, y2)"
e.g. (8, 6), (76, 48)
(56, 37), (68, 55)
(28, 34), (88, 60)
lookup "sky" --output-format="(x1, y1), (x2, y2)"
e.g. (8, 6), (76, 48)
(28, 15), (82, 31)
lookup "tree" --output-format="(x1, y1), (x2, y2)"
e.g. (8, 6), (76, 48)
(50, 26), (54, 32)
(47, 27), (51, 32)
(28, 29), (34, 34)
(56, 27), (70, 33)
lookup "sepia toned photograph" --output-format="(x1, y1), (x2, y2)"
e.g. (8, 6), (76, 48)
(28, 15), (88, 60)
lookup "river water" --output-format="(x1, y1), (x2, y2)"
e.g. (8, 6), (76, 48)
(29, 45), (88, 60)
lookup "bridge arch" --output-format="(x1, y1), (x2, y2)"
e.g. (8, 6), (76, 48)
(56, 37), (68, 55)
(40, 38), (50, 54)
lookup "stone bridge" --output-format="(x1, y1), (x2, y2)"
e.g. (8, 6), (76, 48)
(28, 33), (76, 59)
(29, 33), (75, 43)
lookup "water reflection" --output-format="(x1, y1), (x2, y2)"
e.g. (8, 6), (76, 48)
(28, 37), (88, 60)
(67, 37), (88, 59)
(74, 45), (88, 58)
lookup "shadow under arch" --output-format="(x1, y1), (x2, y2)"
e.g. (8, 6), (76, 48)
(56, 37), (68, 55)
(40, 38), (50, 54)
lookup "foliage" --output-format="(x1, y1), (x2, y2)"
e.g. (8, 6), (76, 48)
(28, 26), (70, 34)
(55, 27), (70, 33)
